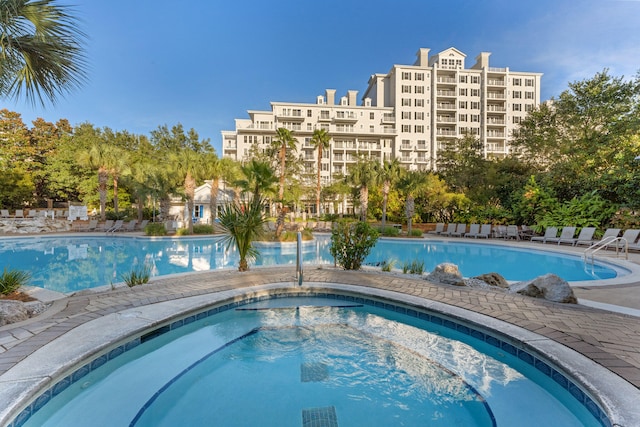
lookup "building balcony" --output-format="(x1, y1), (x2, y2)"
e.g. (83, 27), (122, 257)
(487, 105), (506, 112)
(487, 79), (505, 86)
(437, 77), (456, 83)
(436, 103), (456, 110)
(383, 127), (396, 134)
(487, 92), (505, 100)
(486, 132), (505, 138)
(437, 130), (457, 136)
(333, 112), (358, 123)
(275, 112), (305, 122)
(437, 116), (456, 123)
(381, 113), (396, 123)
(416, 156), (428, 163)
(486, 118), (505, 125)
(400, 144), (412, 151)
(416, 143), (427, 151)
(437, 90), (456, 97)
(318, 114), (331, 122)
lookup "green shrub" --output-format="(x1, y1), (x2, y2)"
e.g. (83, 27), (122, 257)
(381, 259), (396, 272)
(402, 259), (425, 275)
(0, 267), (31, 295)
(193, 224), (214, 234)
(144, 223), (167, 236)
(378, 226), (400, 237)
(330, 220), (379, 270)
(121, 265), (151, 287)
(410, 229), (423, 237)
(176, 228), (191, 236)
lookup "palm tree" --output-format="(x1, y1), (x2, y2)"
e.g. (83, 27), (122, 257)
(218, 196), (266, 272)
(171, 148), (204, 234)
(377, 158), (403, 229)
(309, 128), (330, 218)
(236, 159), (277, 201)
(77, 142), (111, 221)
(347, 157), (379, 221)
(104, 146), (130, 214)
(271, 127), (297, 236)
(398, 171), (428, 236)
(0, 0), (87, 105)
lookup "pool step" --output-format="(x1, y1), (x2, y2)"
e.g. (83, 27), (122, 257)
(302, 406), (338, 427)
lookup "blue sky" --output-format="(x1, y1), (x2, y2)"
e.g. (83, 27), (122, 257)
(9, 0), (640, 154)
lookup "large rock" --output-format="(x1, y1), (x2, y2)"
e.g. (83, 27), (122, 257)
(472, 272), (509, 289)
(0, 300), (29, 326)
(426, 263), (464, 286)
(510, 274), (577, 304)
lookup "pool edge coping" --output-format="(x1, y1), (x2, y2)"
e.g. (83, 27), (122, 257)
(1, 282), (638, 427)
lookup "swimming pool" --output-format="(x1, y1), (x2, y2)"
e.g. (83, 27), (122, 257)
(15, 294), (606, 427)
(0, 235), (620, 293)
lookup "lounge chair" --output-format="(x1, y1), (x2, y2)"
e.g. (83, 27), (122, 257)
(97, 220), (114, 232)
(427, 223), (445, 235)
(451, 223), (467, 237)
(106, 220), (124, 233)
(0, 209), (10, 218)
(440, 223), (457, 237)
(476, 224), (492, 239)
(77, 219), (98, 232)
(545, 226), (576, 244)
(14, 209), (24, 219)
(617, 229), (640, 250)
(136, 219), (149, 231)
(531, 226), (558, 243)
(121, 220), (137, 232)
(27, 209), (37, 218)
(581, 228), (621, 248)
(464, 224), (480, 238)
(563, 227), (596, 246)
(505, 225), (519, 240)
(493, 225), (507, 239)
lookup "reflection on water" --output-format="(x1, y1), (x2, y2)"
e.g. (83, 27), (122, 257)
(0, 235), (617, 293)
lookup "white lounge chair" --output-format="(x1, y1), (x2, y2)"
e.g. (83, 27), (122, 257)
(106, 220), (124, 233)
(136, 220), (149, 231)
(531, 226), (558, 243)
(545, 226), (576, 244)
(582, 228), (621, 248)
(428, 223), (445, 235)
(440, 223), (457, 237)
(505, 225), (519, 240)
(451, 223), (467, 237)
(0, 209), (10, 218)
(476, 224), (492, 239)
(564, 227), (596, 246)
(617, 229), (640, 250)
(121, 220), (137, 232)
(464, 224), (480, 238)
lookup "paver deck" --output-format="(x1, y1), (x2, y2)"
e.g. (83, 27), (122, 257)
(1, 266), (640, 391)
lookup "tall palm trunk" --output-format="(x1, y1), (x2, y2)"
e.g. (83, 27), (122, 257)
(382, 180), (390, 229)
(98, 167), (108, 221)
(360, 186), (369, 221)
(406, 195), (415, 236)
(316, 145), (322, 219)
(185, 171), (196, 233)
(210, 178), (220, 222)
(113, 175), (120, 213)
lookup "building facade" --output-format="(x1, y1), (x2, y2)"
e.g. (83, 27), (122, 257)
(221, 47), (542, 202)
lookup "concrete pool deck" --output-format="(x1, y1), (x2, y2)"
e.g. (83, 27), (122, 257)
(2, 235), (640, 425)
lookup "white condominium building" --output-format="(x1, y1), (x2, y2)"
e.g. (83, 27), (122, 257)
(222, 46), (542, 181)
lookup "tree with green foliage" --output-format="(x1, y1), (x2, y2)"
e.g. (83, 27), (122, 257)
(310, 128), (331, 218)
(171, 148), (205, 234)
(0, 0), (87, 105)
(347, 156), (379, 221)
(377, 158), (403, 229)
(397, 170), (428, 235)
(218, 196), (266, 272)
(236, 159), (278, 202)
(77, 137), (112, 220)
(436, 133), (488, 200)
(329, 220), (379, 270)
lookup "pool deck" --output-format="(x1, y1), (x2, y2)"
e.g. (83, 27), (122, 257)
(2, 235), (640, 425)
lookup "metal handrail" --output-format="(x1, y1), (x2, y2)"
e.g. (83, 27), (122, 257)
(583, 236), (628, 262)
(296, 231), (303, 286)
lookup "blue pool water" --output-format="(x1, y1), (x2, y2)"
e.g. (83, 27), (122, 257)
(20, 296), (603, 427)
(0, 235), (618, 293)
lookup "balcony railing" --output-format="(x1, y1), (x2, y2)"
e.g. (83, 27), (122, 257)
(487, 93), (505, 100)
(487, 105), (506, 112)
(437, 130), (457, 136)
(437, 90), (456, 97)
(437, 77), (456, 83)
(487, 79), (505, 86)
(437, 103), (456, 110)
(437, 116), (456, 123)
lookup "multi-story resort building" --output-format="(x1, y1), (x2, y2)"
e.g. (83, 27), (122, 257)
(221, 47), (542, 212)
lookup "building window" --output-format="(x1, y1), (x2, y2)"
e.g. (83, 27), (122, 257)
(513, 78), (522, 86)
(402, 125), (411, 132)
(471, 89), (480, 97)
(459, 114), (468, 122)
(459, 88), (468, 96)
(307, 109), (312, 117)
(415, 85), (424, 94)
(525, 91), (534, 99)
(194, 205), (204, 219)
(370, 125), (375, 132)
(459, 75), (467, 83)
(513, 104), (522, 111)
(370, 112), (375, 119)
(415, 73), (424, 81)
(512, 116), (521, 124)
(525, 104), (534, 112)
(513, 91), (522, 99)
(415, 125), (424, 133)
(471, 114), (480, 122)
(525, 78), (534, 87)
(415, 99), (424, 107)
(471, 101), (480, 109)
(402, 98), (411, 106)
(471, 76), (479, 84)
(402, 71), (412, 80)
(459, 101), (468, 109)
(415, 112), (424, 120)
(307, 123), (313, 131)
(402, 111), (411, 119)
(320, 110), (330, 119)
(401, 85), (411, 93)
